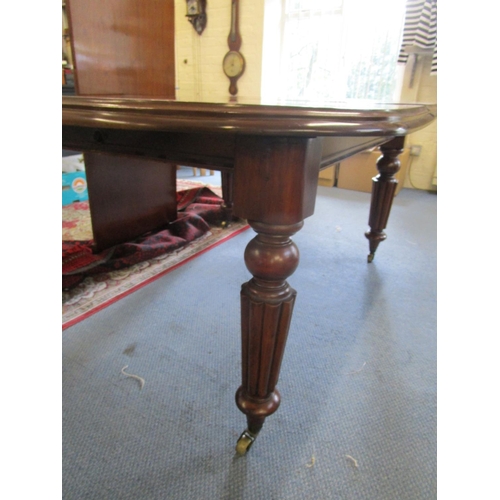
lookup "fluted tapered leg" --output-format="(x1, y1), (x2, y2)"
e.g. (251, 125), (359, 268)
(235, 220), (303, 454)
(365, 136), (405, 262)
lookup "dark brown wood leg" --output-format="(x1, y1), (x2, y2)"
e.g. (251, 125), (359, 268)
(365, 136), (405, 262)
(235, 220), (303, 454)
(231, 135), (322, 454)
(234, 137), (322, 455)
(220, 170), (234, 226)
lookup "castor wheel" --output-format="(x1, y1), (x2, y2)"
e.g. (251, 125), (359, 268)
(235, 430), (257, 455)
(367, 253), (374, 263)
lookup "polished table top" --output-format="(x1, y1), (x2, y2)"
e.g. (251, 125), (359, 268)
(62, 96), (437, 454)
(62, 97), (436, 172)
(62, 96), (436, 137)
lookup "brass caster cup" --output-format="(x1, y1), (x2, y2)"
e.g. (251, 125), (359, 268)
(235, 430), (257, 456)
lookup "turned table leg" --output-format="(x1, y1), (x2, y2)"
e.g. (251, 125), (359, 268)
(365, 136), (405, 262)
(221, 171), (234, 226)
(231, 135), (322, 454)
(235, 220), (303, 454)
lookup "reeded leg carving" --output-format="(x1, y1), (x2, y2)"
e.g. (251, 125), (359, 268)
(221, 171), (234, 227)
(365, 137), (405, 262)
(235, 220), (303, 454)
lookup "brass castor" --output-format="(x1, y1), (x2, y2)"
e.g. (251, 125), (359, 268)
(367, 253), (374, 263)
(235, 430), (257, 455)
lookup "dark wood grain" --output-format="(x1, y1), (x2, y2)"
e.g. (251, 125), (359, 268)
(233, 136), (322, 225)
(67, 0), (175, 97)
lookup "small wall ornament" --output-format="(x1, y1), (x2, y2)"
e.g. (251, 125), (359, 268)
(186, 0), (207, 35)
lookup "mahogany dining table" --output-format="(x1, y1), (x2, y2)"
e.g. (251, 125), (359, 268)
(62, 96), (436, 454)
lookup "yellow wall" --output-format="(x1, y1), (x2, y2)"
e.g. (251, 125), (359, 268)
(174, 0), (265, 103)
(399, 54), (438, 190)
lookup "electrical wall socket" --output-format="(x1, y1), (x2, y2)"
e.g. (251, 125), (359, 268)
(410, 145), (422, 156)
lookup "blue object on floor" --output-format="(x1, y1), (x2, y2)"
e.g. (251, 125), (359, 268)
(62, 171), (88, 205)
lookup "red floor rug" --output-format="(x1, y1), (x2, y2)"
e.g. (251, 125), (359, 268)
(63, 179), (249, 330)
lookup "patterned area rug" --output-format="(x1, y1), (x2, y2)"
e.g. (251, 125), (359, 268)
(63, 179), (249, 329)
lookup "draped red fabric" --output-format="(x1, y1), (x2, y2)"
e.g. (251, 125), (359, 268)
(63, 187), (226, 290)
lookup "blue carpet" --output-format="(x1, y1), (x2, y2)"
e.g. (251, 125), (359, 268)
(63, 187), (436, 499)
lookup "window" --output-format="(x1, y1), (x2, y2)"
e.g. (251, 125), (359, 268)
(261, 0), (407, 104)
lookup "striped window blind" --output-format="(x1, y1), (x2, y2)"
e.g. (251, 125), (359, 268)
(398, 0), (437, 74)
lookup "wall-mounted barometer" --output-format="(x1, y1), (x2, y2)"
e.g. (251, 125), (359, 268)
(222, 0), (245, 97)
